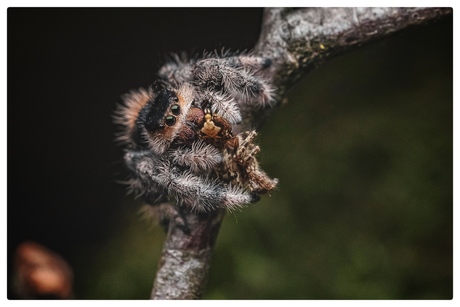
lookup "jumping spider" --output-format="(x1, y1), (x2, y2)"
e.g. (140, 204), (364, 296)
(114, 52), (278, 216)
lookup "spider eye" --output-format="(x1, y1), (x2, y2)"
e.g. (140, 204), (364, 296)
(171, 104), (181, 115)
(165, 115), (176, 126)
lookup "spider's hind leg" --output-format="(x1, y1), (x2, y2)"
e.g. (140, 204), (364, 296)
(140, 202), (190, 234)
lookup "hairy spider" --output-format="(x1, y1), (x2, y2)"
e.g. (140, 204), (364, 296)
(114, 52), (278, 215)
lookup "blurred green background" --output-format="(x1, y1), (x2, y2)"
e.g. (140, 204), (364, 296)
(82, 17), (452, 299)
(8, 9), (452, 299)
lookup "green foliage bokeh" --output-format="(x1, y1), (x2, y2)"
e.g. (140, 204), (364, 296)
(80, 19), (452, 299)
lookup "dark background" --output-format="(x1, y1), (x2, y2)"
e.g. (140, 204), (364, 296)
(7, 8), (452, 299)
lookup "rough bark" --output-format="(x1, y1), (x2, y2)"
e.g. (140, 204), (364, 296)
(150, 7), (452, 300)
(151, 209), (224, 299)
(237, 7), (452, 131)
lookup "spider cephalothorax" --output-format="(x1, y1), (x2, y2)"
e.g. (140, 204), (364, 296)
(114, 52), (278, 213)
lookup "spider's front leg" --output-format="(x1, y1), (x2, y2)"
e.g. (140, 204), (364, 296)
(169, 140), (223, 174)
(199, 90), (242, 125)
(164, 162), (259, 212)
(193, 56), (274, 107)
(125, 149), (258, 213)
(124, 150), (190, 232)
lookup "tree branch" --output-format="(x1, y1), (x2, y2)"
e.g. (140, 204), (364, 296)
(150, 7), (452, 299)
(151, 209), (224, 299)
(255, 7), (452, 97)
(236, 7), (452, 130)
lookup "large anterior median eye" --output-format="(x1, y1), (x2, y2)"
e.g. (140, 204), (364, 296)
(165, 115), (176, 126)
(170, 104), (181, 115)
